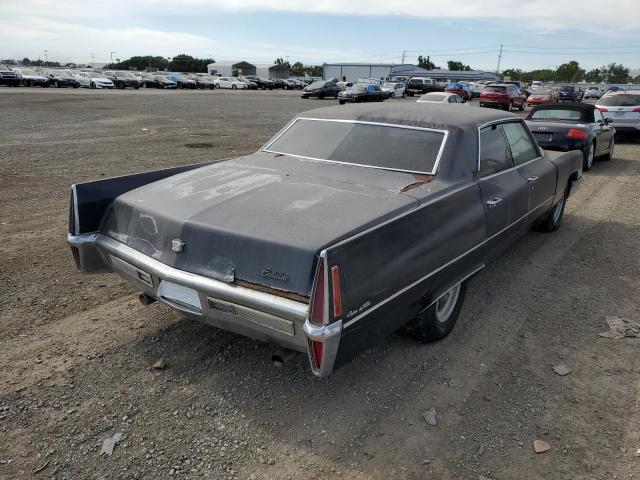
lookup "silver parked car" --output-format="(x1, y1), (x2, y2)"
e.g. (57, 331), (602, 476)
(595, 91), (640, 134)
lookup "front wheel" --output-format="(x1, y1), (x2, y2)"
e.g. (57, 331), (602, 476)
(404, 282), (467, 342)
(339, 100), (345, 105)
(506, 102), (513, 112)
(91, 82), (96, 89)
(232, 84), (237, 90)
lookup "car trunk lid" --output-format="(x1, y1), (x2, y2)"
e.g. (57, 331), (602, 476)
(101, 153), (420, 296)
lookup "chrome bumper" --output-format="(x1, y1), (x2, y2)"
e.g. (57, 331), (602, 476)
(68, 233), (342, 376)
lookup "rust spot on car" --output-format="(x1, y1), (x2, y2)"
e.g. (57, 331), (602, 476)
(234, 279), (310, 304)
(401, 174), (432, 193)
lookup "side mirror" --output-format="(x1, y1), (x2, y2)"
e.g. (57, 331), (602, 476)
(604, 117), (612, 125)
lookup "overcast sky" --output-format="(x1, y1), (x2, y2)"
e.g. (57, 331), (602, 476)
(1, 0), (639, 71)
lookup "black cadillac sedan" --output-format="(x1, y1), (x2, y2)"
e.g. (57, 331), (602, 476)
(526, 102), (615, 171)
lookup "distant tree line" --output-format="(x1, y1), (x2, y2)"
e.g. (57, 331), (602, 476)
(417, 56), (473, 71)
(502, 61), (635, 84)
(274, 58), (322, 77)
(103, 54), (214, 73)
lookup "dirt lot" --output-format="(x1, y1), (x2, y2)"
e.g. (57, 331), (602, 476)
(1, 87), (639, 480)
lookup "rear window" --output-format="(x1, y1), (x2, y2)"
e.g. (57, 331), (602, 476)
(560, 86), (575, 92)
(598, 94), (640, 107)
(408, 79), (424, 85)
(418, 93), (445, 102)
(529, 109), (584, 121)
(484, 86), (507, 94)
(264, 118), (447, 174)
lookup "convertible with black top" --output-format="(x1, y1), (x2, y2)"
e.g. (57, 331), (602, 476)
(68, 104), (583, 376)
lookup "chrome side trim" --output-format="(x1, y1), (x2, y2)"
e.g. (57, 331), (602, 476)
(479, 156), (543, 181)
(67, 233), (309, 323)
(262, 117), (449, 176)
(342, 199), (550, 329)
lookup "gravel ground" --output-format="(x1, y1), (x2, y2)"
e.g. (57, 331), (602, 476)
(1, 87), (639, 480)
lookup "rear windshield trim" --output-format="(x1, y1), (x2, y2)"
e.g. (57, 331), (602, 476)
(262, 117), (449, 176)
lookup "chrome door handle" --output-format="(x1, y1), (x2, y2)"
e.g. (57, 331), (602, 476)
(486, 197), (502, 208)
(527, 176), (539, 184)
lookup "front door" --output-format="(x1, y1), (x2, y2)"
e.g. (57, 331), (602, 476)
(478, 124), (531, 250)
(501, 122), (558, 215)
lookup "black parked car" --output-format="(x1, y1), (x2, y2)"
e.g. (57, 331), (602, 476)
(0, 64), (20, 86)
(103, 71), (141, 89)
(44, 70), (80, 88)
(67, 104), (582, 377)
(301, 80), (340, 99)
(190, 75), (216, 89)
(235, 76), (257, 89)
(526, 102), (615, 171)
(244, 75), (274, 90)
(140, 74), (177, 89)
(338, 84), (389, 104)
(557, 85), (579, 102)
(167, 74), (197, 89)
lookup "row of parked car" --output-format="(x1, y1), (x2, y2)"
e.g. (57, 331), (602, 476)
(0, 65), (312, 91)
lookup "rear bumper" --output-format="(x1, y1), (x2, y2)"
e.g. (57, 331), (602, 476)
(68, 233), (342, 376)
(606, 121), (640, 132)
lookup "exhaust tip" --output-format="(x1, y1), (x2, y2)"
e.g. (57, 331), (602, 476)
(272, 348), (298, 368)
(139, 293), (157, 306)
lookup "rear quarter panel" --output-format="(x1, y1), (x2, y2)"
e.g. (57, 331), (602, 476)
(326, 182), (487, 368)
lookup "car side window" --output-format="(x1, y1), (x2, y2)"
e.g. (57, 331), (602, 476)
(501, 122), (539, 166)
(593, 108), (603, 124)
(479, 125), (513, 176)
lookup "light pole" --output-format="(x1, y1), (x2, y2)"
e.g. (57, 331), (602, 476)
(110, 51), (116, 64)
(44, 49), (48, 65)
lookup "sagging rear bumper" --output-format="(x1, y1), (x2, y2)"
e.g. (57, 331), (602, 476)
(68, 233), (342, 376)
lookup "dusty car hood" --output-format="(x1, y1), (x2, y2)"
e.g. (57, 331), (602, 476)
(101, 152), (421, 295)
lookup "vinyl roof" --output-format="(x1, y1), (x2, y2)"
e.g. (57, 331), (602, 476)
(297, 103), (517, 130)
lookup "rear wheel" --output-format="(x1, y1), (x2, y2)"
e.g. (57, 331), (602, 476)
(506, 102), (513, 112)
(602, 137), (614, 161)
(405, 282), (467, 342)
(339, 100), (345, 105)
(232, 84), (237, 90)
(537, 186), (567, 232)
(583, 142), (595, 171)
(55, 81), (60, 88)
(318, 92), (325, 100)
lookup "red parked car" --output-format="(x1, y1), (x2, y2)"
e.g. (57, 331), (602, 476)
(527, 87), (558, 106)
(480, 84), (527, 111)
(444, 82), (471, 102)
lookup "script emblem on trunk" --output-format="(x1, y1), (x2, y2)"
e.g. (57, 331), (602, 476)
(171, 239), (186, 253)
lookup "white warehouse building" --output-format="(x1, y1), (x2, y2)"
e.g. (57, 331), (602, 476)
(323, 63), (501, 83)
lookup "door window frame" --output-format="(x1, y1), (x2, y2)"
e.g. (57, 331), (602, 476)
(477, 119), (543, 178)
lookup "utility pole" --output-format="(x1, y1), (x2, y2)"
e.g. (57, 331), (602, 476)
(496, 44), (503, 75)
(44, 49), (48, 65)
(110, 51), (116, 64)
(401, 50), (407, 64)
(91, 53), (95, 68)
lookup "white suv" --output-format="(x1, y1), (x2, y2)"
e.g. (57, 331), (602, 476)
(596, 91), (640, 133)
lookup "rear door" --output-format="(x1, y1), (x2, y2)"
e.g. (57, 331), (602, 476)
(478, 124), (530, 245)
(502, 121), (557, 215)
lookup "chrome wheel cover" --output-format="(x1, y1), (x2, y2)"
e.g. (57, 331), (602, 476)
(435, 284), (461, 323)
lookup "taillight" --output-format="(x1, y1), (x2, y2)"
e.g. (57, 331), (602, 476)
(331, 266), (342, 317)
(633, 108), (640, 113)
(68, 188), (76, 235)
(597, 107), (608, 112)
(311, 341), (324, 369)
(309, 260), (325, 326)
(567, 128), (588, 140)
